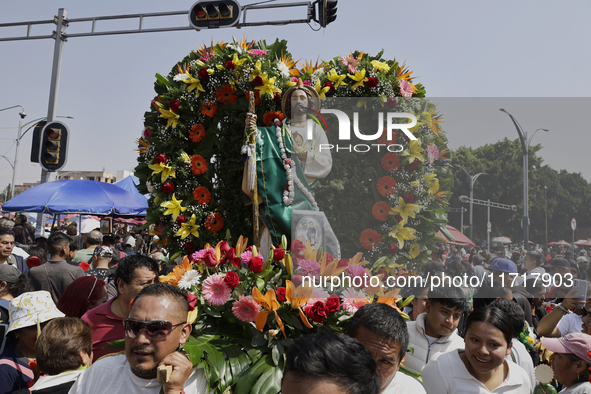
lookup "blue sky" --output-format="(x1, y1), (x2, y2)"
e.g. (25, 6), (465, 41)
(1, 0), (590, 193)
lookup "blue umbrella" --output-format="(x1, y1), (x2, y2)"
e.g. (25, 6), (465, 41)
(1, 179), (148, 216)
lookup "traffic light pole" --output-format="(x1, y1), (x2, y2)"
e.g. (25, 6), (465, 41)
(458, 195), (517, 248)
(35, 8), (67, 237)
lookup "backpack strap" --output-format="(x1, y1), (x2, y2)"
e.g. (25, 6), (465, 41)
(0, 359), (34, 380)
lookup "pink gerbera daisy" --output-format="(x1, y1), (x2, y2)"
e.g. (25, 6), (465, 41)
(341, 288), (370, 314)
(192, 248), (215, 262)
(201, 274), (231, 306)
(232, 295), (262, 322)
(240, 250), (252, 265)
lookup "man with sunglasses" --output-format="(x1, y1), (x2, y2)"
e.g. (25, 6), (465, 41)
(70, 283), (208, 394)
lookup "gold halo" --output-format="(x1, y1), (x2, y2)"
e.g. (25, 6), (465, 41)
(281, 84), (321, 117)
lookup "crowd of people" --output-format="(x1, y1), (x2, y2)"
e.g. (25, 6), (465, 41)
(0, 214), (591, 393)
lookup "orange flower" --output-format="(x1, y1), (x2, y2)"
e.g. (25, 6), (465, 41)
(359, 229), (382, 250)
(215, 84), (238, 104)
(159, 256), (193, 287)
(252, 287), (285, 338)
(377, 128), (398, 146)
(376, 176), (398, 197)
(245, 90), (261, 106)
(205, 212), (224, 232)
(190, 155), (208, 175)
(201, 101), (217, 118)
(193, 186), (211, 205)
(381, 153), (401, 172)
(372, 201), (390, 221)
(262, 111), (285, 126)
(189, 124), (205, 143)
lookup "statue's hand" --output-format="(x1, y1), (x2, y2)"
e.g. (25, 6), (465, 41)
(245, 112), (257, 127)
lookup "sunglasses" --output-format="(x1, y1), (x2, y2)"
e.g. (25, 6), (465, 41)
(123, 318), (184, 340)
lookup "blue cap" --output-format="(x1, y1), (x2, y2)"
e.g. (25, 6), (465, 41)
(489, 258), (518, 274)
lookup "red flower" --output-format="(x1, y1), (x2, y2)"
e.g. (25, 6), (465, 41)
(376, 176), (398, 197)
(404, 193), (414, 203)
(154, 154), (167, 164)
(372, 201), (390, 221)
(323, 82), (335, 92)
(291, 239), (305, 263)
(273, 248), (285, 261)
(337, 258), (348, 268)
(203, 251), (218, 267)
(326, 296), (341, 313)
(224, 272), (240, 288)
(388, 243), (399, 255)
(253, 76), (263, 86)
(407, 160), (420, 171)
(263, 111), (285, 126)
(366, 77), (378, 88)
(381, 153), (401, 172)
(215, 85), (238, 105)
(162, 183), (174, 193)
(176, 215), (187, 225)
(193, 186), (211, 205)
(276, 287), (287, 302)
(305, 301), (328, 323)
(225, 60), (235, 70)
(78, 262), (90, 271)
(386, 97), (398, 108)
(219, 241), (230, 255)
(359, 229), (382, 250)
(198, 68), (209, 79)
(205, 212), (224, 232)
(248, 255), (264, 274)
(189, 124), (206, 143)
(169, 100), (181, 112)
(190, 155), (208, 176)
(326, 253), (334, 264)
(395, 214), (403, 223)
(201, 102), (218, 118)
(185, 242), (196, 252)
(272, 92), (281, 102)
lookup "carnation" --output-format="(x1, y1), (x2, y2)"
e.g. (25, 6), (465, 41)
(240, 250), (252, 265)
(178, 270), (202, 290)
(295, 260), (321, 276)
(192, 248), (215, 262)
(426, 143), (440, 164)
(232, 295), (262, 322)
(202, 275), (231, 306)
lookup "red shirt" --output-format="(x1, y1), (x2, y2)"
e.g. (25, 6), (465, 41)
(81, 297), (125, 362)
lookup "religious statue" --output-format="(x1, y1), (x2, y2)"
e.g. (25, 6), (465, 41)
(243, 80), (332, 253)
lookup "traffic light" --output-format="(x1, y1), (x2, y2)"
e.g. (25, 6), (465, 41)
(30, 120), (47, 163)
(189, 0), (241, 29)
(39, 121), (69, 172)
(318, 0), (337, 28)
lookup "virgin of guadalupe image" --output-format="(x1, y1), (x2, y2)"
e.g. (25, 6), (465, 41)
(243, 79), (332, 254)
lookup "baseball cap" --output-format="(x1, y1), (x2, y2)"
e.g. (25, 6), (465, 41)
(0, 264), (21, 284)
(123, 236), (136, 248)
(93, 245), (113, 258)
(541, 333), (591, 364)
(577, 256), (588, 263)
(488, 258), (518, 274)
(543, 257), (570, 269)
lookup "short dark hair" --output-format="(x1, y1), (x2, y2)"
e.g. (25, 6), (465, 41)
(69, 240), (79, 252)
(491, 299), (525, 339)
(103, 235), (115, 246)
(428, 285), (467, 312)
(423, 260), (444, 276)
(5, 274), (32, 298)
(526, 251), (544, 267)
(115, 255), (159, 291)
(17, 214), (27, 223)
(348, 303), (409, 361)
(0, 228), (15, 238)
(284, 331), (380, 394)
(473, 282), (513, 310)
(86, 230), (103, 246)
(36, 317), (93, 375)
(47, 232), (72, 256)
(472, 254), (483, 266)
(465, 306), (513, 346)
(27, 246), (48, 265)
(131, 283), (189, 322)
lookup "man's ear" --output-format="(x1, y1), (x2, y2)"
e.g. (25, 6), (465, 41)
(117, 277), (125, 294)
(178, 323), (192, 345)
(0, 281), (7, 293)
(424, 300), (432, 313)
(505, 340), (513, 356)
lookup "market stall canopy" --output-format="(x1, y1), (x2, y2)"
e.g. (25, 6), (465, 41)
(548, 240), (571, 246)
(114, 175), (148, 216)
(435, 225), (476, 248)
(492, 236), (512, 244)
(1, 180), (148, 216)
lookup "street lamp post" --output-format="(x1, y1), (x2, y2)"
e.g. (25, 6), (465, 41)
(544, 184), (548, 246)
(455, 164), (487, 243)
(499, 108), (548, 250)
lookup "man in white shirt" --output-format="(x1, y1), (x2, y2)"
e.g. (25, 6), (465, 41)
(348, 303), (426, 394)
(69, 283), (208, 394)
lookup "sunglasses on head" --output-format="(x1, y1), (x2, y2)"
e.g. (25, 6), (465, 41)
(123, 318), (184, 339)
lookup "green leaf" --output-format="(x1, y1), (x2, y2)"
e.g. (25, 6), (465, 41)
(251, 363), (283, 394)
(155, 73), (172, 87)
(234, 356), (269, 394)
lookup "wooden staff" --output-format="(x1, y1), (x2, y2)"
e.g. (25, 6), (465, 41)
(246, 91), (260, 247)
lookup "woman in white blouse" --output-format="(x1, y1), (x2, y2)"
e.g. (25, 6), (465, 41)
(422, 306), (532, 394)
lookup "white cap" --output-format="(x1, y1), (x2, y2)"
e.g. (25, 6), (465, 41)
(123, 235), (136, 248)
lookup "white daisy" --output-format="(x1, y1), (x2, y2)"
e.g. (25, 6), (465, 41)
(178, 270), (202, 290)
(173, 73), (189, 82)
(277, 61), (290, 78)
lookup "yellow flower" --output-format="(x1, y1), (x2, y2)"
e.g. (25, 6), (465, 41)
(248, 60), (263, 81)
(175, 214), (200, 239)
(411, 180), (420, 187)
(423, 172), (436, 183)
(180, 151), (191, 164)
(285, 80), (297, 87)
(401, 139), (425, 163)
(232, 53), (247, 68)
(409, 244), (420, 259)
(328, 68), (347, 88)
(388, 222), (417, 249)
(181, 70), (206, 96)
(371, 60), (390, 73)
(158, 107), (180, 129)
(148, 162), (176, 183)
(389, 197), (421, 224)
(428, 179), (440, 196)
(216, 65), (224, 70)
(160, 194), (187, 221)
(347, 69), (368, 90)
(255, 73), (281, 96)
(314, 78), (330, 98)
(422, 107), (444, 136)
